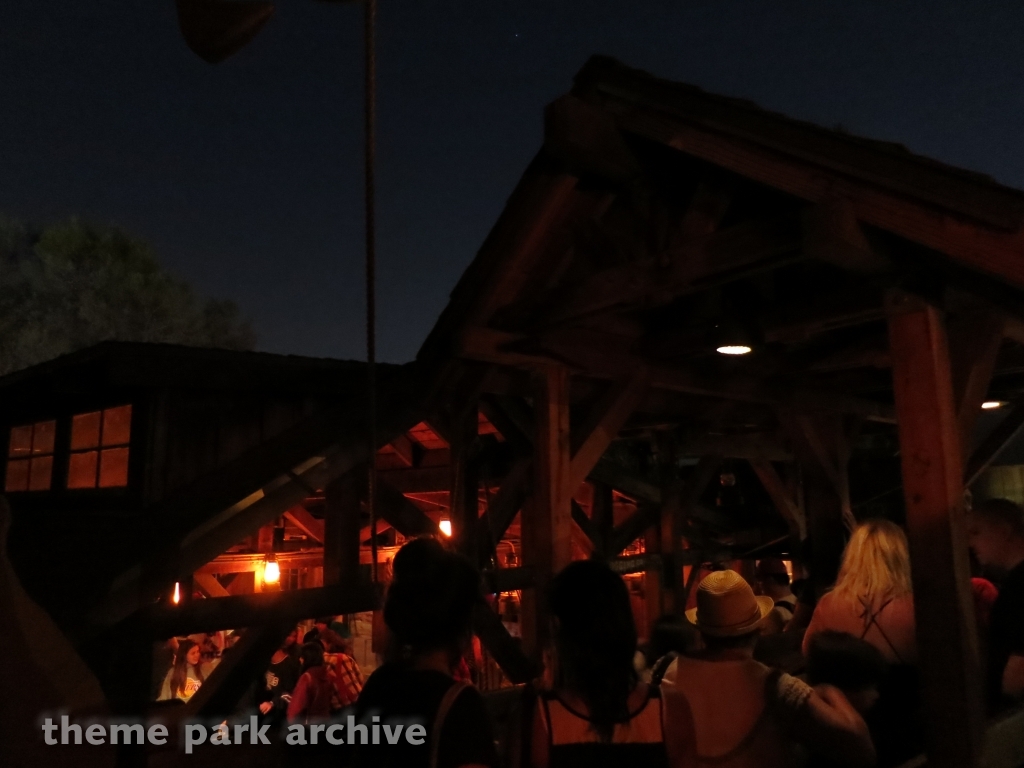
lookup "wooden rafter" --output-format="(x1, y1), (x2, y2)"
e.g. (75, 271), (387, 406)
(567, 369), (650, 494)
(749, 458), (806, 540)
(461, 325), (897, 423)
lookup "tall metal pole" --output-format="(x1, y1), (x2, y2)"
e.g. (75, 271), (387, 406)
(364, 0), (378, 583)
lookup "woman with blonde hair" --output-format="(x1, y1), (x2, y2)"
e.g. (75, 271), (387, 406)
(803, 519), (920, 766)
(803, 519), (915, 664)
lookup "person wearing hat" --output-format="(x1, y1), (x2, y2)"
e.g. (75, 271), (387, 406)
(660, 570), (874, 768)
(754, 559), (797, 635)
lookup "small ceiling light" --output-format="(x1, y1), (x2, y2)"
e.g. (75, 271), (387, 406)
(263, 555), (280, 585)
(716, 345), (753, 356)
(982, 401), (1004, 410)
(172, 582), (181, 605)
(439, 518), (453, 538)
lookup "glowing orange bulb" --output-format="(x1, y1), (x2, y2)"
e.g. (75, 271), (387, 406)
(439, 518), (452, 537)
(263, 556), (280, 584)
(172, 582), (181, 605)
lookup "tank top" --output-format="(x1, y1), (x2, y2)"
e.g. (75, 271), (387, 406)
(538, 685), (669, 768)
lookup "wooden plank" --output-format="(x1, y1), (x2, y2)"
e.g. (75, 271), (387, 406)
(965, 403), (1024, 486)
(284, 505), (324, 544)
(589, 457), (662, 504)
(147, 582), (380, 638)
(749, 459), (806, 539)
(323, 470), (362, 586)
(568, 371), (649, 493)
(887, 292), (985, 768)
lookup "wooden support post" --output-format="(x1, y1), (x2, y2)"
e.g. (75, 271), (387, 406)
(450, 403), (480, 562)
(521, 365), (572, 657)
(887, 293), (984, 768)
(324, 470), (363, 587)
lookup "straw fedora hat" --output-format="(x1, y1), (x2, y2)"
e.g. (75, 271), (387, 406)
(685, 570), (774, 637)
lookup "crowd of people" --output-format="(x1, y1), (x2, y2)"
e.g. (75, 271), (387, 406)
(151, 496), (1024, 768)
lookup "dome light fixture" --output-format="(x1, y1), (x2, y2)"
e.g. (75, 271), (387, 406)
(716, 345), (753, 356)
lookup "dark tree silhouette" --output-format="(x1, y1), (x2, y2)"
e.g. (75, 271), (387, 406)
(0, 217), (255, 375)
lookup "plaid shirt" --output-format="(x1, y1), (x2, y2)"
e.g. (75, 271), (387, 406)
(324, 652), (365, 709)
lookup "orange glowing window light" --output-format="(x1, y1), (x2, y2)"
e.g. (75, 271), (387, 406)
(439, 518), (453, 537)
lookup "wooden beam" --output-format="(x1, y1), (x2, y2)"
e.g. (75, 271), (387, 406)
(802, 197), (890, 274)
(479, 395), (534, 458)
(462, 325), (897, 423)
(146, 582), (380, 638)
(600, 87), (1024, 290)
(284, 505), (324, 544)
(389, 433), (415, 467)
(323, 470), (362, 586)
(544, 94), (642, 183)
(887, 292), (985, 768)
(568, 370), (649, 493)
(84, 382), (424, 634)
(589, 457), (661, 504)
(608, 505), (661, 556)
(749, 459), (807, 540)
(197, 551), (324, 575)
(450, 402), (481, 563)
(377, 477), (441, 538)
(521, 365), (572, 656)
(965, 403), (1024, 486)
(570, 499), (598, 547)
(541, 216), (801, 325)
(471, 603), (541, 684)
(475, 457), (531, 569)
(194, 573), (230, 599)
(184, 622), (293, 720)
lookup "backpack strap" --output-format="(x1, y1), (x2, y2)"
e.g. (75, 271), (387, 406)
(429, 680), (472, 768)
(650, 652), (679, 687)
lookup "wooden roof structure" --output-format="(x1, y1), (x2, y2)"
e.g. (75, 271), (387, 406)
(418, 57), (1024, 768)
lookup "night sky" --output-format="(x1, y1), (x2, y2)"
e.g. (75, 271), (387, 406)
(3, 1), (1024, 363)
